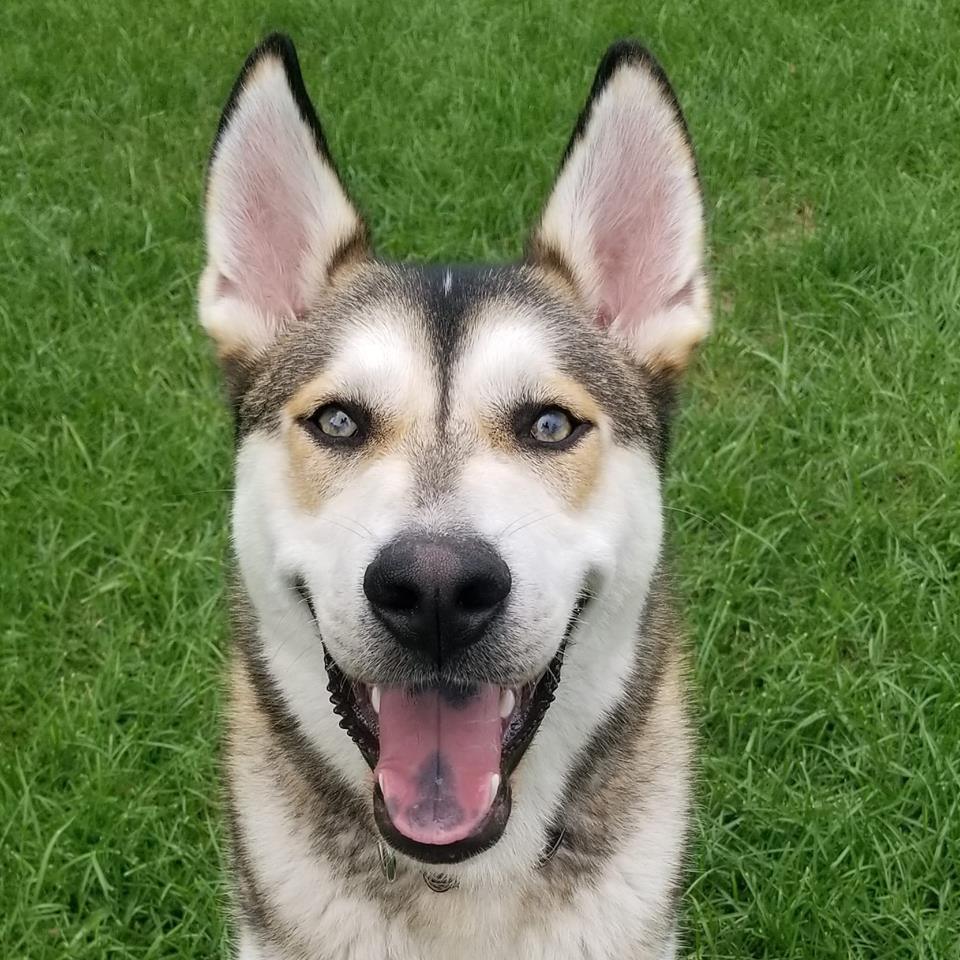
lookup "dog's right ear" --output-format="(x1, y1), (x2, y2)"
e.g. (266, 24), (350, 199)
(200, 34), (367, 362)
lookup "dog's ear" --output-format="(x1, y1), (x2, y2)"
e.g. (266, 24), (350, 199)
(200, 34), (367, 360)
(530, 42), (709, 375)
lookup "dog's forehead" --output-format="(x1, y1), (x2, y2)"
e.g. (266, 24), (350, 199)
(241, 262), (661, 451)
(327, 267), (571, 397)
(453, 301), (563, 396)
(320, 301), (437, 414)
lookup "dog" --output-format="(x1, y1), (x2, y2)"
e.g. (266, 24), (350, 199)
(198, 33), (710, 960)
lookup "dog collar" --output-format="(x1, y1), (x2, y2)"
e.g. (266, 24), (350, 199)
(377, 826), (566, 893)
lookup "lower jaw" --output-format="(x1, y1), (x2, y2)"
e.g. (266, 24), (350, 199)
(372, 778), (513, 865)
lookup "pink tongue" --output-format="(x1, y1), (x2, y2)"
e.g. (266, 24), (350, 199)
(375, 685), (502, 845)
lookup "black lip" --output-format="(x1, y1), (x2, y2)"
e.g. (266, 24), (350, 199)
(304, 580), (590, 863)
(500, 600), (583, 777)
(323, 647), (379, 767)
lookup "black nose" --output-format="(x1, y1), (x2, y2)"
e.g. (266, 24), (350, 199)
(363, 535), (511, 663)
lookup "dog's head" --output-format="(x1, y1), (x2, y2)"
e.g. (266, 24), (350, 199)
(201, 35), (707, 871)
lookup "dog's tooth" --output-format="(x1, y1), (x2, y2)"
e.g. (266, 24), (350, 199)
(489, 774), (501, 804)
(499, 689), (516, 719)
(378, 773), (386, 794)
(371, 685), (381, 715)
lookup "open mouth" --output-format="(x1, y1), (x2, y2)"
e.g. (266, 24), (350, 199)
(320, 595), (588, 864)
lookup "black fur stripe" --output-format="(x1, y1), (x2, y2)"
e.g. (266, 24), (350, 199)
(223, 783), (291, 951)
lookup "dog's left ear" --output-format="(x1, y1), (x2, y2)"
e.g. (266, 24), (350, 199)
(200, 34), (367, 360)
(530, 42), (709, 374)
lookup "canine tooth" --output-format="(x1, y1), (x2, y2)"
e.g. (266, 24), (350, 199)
(378, 773), (386, 794)
(371, 685), (381, 715)
(499, 689), (516, 718)
(489, 774), (500, 804)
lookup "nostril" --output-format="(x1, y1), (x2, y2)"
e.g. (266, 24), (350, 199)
(456, 577), (506, 613)
(379, 581), (420, 613)
(363, 556), (423, 615)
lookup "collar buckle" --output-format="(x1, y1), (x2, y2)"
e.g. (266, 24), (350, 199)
(423, 871), (458, 893)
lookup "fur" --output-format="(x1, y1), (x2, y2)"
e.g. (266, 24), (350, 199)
(197, 33), (710, 960)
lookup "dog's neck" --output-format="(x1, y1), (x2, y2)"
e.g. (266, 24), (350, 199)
(386, 823), (565, 893)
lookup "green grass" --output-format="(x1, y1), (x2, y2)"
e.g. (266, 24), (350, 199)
(2, 0), (958, 957)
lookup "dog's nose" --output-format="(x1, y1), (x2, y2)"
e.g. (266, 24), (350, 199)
(363, 535), (511, 663)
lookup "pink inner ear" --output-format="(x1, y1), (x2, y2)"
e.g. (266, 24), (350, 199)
(584, 104), (696, 332)
(205, 55), (364, 334)
(214, 128), (316, 322)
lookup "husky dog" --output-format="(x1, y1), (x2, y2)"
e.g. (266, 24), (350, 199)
(198, 32), (709, 960)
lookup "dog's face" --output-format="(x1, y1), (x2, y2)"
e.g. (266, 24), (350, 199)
(201, 36), (707, 870)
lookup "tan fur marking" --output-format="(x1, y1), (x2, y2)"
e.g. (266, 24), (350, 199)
(281, 374), (409, 512)
(285, 373), (339, 422)
(227, 656), (264, 746)
(545, 374), (603, 431)
(285, 423), (343, 512)
(534, 429), (604, 511)
(281, 374), (338, 511)
(525, 246), (582, 303)
(526, 375), (606, 511)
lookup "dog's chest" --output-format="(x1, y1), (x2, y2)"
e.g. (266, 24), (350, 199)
(234, 802), (680, 960)
(238, 861), (674, 960)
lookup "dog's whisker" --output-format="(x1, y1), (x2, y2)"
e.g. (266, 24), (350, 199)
(497, 508), (542, 539)
(264, 604), (307, 666)
(322, 517), (372, 541)
(503, 511), (563, 540)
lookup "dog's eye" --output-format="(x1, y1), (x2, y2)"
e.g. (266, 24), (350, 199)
(529, 407), (577, 445)
(319, 406), (357, 437)
(304, 404), (362, 443)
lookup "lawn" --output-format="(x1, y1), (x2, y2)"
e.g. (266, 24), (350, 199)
(2, 0), (958, 957)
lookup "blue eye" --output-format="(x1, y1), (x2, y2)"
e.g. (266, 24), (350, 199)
(320, 407), (357, 437)
(530, 408), (575, 444)
(306, 403), (362, 443)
